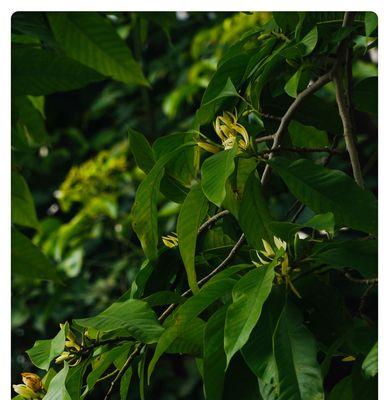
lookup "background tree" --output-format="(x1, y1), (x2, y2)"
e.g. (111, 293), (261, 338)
(11, 11), (378, 399)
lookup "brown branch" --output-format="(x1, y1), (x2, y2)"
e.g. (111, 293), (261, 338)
(344, 272), (378, 285)
(197, 210), (230, 234)
(260, 146), (343, 156)
(260, 71), (333, 185)
(254, 134), (276, 143)
(256, 112), (282, 121)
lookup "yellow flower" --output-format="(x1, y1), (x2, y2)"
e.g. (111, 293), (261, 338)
(12, 384), (40, 399)
(21, 372), (42, 392)
(162, 233), (179, 248)
(55, 351), (73, 364)
(214, 110), (249, 151)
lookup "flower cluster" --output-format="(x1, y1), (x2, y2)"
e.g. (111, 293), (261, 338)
(162, 232), (179, 248)
(55, 324), (82, 366)
(214, 110), (249, 151)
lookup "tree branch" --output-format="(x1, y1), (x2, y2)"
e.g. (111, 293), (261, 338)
(254, 134), (276, 143)
(197, 209), (230, 234)
(260, 71), (333, 185)
(260, 146), (343, 156)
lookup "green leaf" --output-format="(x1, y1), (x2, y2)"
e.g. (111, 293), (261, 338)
(203, 308), (227, 400)
(65, 360), (88, 400)
(75, 299), (164, 344)
(13, 96), (48, 144)
(273, 302), (324, 400)
(285, 69), (302, 98)
(224, 262), (276, 366)
(120, 366), (133, 400)
(268, 157), (378, 235)
(353, 77), (378, 114)
(300, 26), (318, 55)
(365, 12), (378, 37)
(131, 142), (195, 260)
(12, 227), (60, 281)
(128, 128), (155, 174)
(43, 363), (71, 400)
(196, 78), (240, 125)
(27, 327), (66, 370)
(177, 183), (209, 293)
(201, 146), (237, 207)
(328, 375), (353, 400)
(47, 12), (148, 86)
(87, 343), (132, 390)
(304, 212), (335, 236)
(362, 341), (378, 377)
(312, 239), (377, 278)
(288, 120), (328, 148)
(12, 171), (39, 229)
(12, 47), (104, 96)
(238, 171), (272, 249)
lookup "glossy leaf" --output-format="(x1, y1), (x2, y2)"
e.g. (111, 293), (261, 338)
(224, 262), (276, 365)
(75, 299), (164, 344)
(48, 12), (148, 86)
(27, 327), (66, 370)
(128, 128), (155, 174)
(268, 157), (378, 235)
(273, 303), (324, 400)
(201, 145), (237, 207)
(362, 341), (378, 377)
(177, 183), (209, 293)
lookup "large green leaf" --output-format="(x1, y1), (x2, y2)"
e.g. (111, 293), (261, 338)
(201, 146), (237, 207)
(47, 12), (148, 86)
(120, 366), (133, 400)
(177, 183), (209, 293)
(203, 308), (227, 400)
(131, 142), (195, 260)
(12, 228), (60, 281)
(12, 171), (39, 229)
(353, 77), (378, 115)
(27, 327), (66, 370)
(224, 262), (276, 365)
(273, 302), (324, 400)
(238, 171), (272, 249)
(362, 341), (378, 377)
(12, 47), (104, 96)
(128, 128), (155, 174)
(288, 120), (328, 148)
(75, 299), (164, 344)
(43, 363), (71, 400)
(268, 157), (378, 235)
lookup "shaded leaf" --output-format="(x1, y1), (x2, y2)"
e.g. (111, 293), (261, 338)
(128, 128), (155, 174)
(362, 341), (378, 377)
(288, 120), (328, 148)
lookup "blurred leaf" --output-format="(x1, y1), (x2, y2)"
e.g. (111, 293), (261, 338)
(47, 12), (148, 86)
(201, 145), (237, 207)
(365, 12), (378, 37)
(12, 227), (60, 281)
(353, 77), (378, 114)
(75, 299), (164, 344)
(12, 47), (104, 96)
(12, 171), (39, 229)
(27, 326), (66, 370)
(177, 183), (209, 293)
(268, 157), (378, 235)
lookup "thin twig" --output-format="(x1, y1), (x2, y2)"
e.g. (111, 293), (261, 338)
(197, 210), (230, 234)
(255, 134), (276, 143)
(260, 72), (333, 185)
(256, 112), (282, 121)
(260, 146), (343, 156)
(344, 272), (378, 285)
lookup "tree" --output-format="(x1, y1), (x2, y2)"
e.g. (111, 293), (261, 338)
(11, 11), (378, 400)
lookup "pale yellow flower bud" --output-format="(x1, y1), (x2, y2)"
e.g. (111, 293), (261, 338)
(12, 384), (40, 399)
(162, 233), (179, 248)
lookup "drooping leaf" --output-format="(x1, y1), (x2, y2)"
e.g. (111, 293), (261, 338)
(203, 308), (227, 400)
(201, 145), (237, 207)
(177, 183), (209, 293)
(12, 227), (60, 281)
(47, 12), (148, 86)
(128, 128), (155, 174)
(362, 341), (378, 377)
(131, 142), (196, 260)
(75, 299), (164, 344)
(365, 12), (378, 37)
(12, 47), (104, 96)
(12, 171), (39, 229)
(284, 68), (302, 98)
(238, 171), (272, 249)
(268, 157), (378, 235)
(224, 261), (276, 365)
(273, 302), (324, 400)
(27, 327), (66, 370)
(43, 363), (71, 400)
(120, 366), (133, 400)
